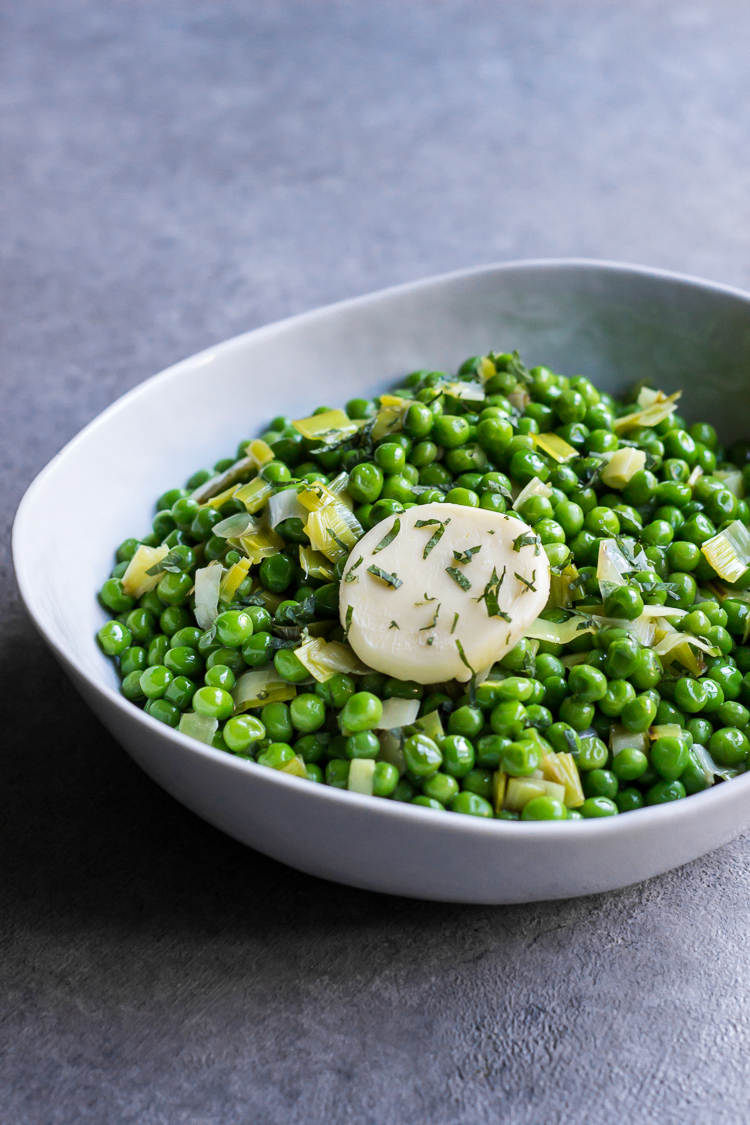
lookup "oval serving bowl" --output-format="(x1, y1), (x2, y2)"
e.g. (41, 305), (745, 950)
(13, 260), (750, 903)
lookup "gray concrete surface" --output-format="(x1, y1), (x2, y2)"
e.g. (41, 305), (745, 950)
(4, 3), (750, 1122)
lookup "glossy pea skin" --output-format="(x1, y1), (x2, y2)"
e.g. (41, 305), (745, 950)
(708, 662), (742, 700)
(522, 796), (567, 821)
(709, 727), (746, 772)
(448, 705), (484, 738)
(100, 578), (136, 613)
(580, 797), (618, 818)
(612, 747), (649, 781)
(604, 636), (640, 680)
(345, 731), (381, 759)
(289, 693), (326, 733)
(441, 735), (476, 777)
(646, 779), (686, 805)
(559, 697), (595, 731)
(98, 620), (132, 656)
(599, 679), (636, 717)
(501, 741), (541, 777)
(450, 791), (494, 818)
(340, 692), (383, 733)
(621, 691), (659, 733)
(165, 645), (204, 679)
(651, 736), (690, 780)
(260, 702), (293, 743)
(242, 632), (272, 667)
(716, 701), (750, 728)
(673, 677), (707, 714)
(259, 553), (295, 593)
(603, 586), (644, 621)
(403, 734), (443, 778)
(207, 647), (245, 676)
(578, 737), (608, 771)
(274, 648), (310, 683)
(583, 769), (618, 800)
(461, 768), (494, 800)
(616, 787), (645, 812)
(568, 665), (608, 703)
(432, 415), (470, 448)
(490, 700), (528, 739)
(140, 665), (173, 700)
(164, 675), (197, 710)
(223, 714), (266, 753)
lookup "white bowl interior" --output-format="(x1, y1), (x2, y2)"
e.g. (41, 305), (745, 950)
(13, 259), (750, 903)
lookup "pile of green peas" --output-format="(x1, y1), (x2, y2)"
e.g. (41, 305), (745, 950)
(96, 350), (750, 821)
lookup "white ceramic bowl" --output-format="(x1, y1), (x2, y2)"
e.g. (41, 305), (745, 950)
(13, 260), (750, 903)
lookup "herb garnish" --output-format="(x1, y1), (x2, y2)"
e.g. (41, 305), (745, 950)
(344, 555), (364, 582)
(344, 605), (353, 640)
(445, 567), (472, 592)
(367, 565), (403, 589)
(373, 518), (401, 554)
(451, 612), (459, 634)
(415, 517), (451, 558)
(419, 603), (441, 631)
(452, 545), (481, 565)
(515, 571), (536, 592)
(146, 548), (190, 576)
(389, 620), (400, 629)
(513, 531), (541, 554)
(475, 566), (511, 620)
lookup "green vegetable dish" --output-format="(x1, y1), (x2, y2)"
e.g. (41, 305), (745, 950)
(97, 351), (750, 822)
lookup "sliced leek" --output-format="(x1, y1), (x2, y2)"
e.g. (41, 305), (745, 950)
(701, 520), (750, 583)
(121, 543), (169, 598)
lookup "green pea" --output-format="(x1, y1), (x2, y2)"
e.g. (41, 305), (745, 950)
(603, 586), (644, 621)
(260, 702), (293, 742)
(325, 760), (351, 788)
(447, 705), (483, 738)
(214, 609), (253, 648)
(665, 541), (700, 572)
(553, 500), (585, 537)
(273, 649), (309, 683)
(125, 608), (156, 644)
(645, 779), (686, 805)
(403, 733), (442, 778)
(568, 665), (608, 703)
(122, 669), (147, 700)
(509, 449), (550, 485)
(164, 645), (204, 679)
(670, 677), (705, 714)
(287, 693), (325, 733)
(664, 572), (698, 610)
(339, 692), (383, 733)
(374, 442), (407, 475)
(599, 679), (636, 717)
(723, 600), (750, 637)
(558, 697), (595, 731)
(345, 397), (376, 420)
(580, 797), (618, 818)
(140, 665), (173, 700)
(519, 796), (566, 821)
(498, 739), (541, 777)
(612, 747), (648, 781)
(164, 675), (197, 711)
(432, 414), (470, 448)
(716, 701), (750, 729)
(259, 553), (295, 593)
(654, 700), (684, 728)
(490, 699), (528, 739)
(242, 631), (272, 667)
(576, 737), (607, 771)
(440, 733), (476, 777)
(99, 578), (136, 614)
(223, 714), (265, 753)
(450, 791), (493, 818)
(144, 698), (181, 727)
(622, 470), (658, 506)
(345, 731), (381, 759)
(651, 736), (689, 780)
(461, 768), (494, 800)
(403, 402), (434, 438)
(206, 647), (245, 676)
(120, 645), (147, 676)
(372, 761), (400, 797)
(97, 620), (132, 656)
(192, 685), (233, 720)
(583, 769), (618, 799)
(615, 787), (644, 812)
(678, 513), (716, 546)
(708, 661), (742, 700)
(604, 636), (640, 679)
(554, 389), (587, 424)
(620, 692), (658, 732)
(474, 416), (513, 459)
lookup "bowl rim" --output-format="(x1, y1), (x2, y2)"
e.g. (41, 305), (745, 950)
(13, 255), (750, 841)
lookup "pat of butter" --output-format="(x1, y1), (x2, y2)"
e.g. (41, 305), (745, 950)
(339, 503), (550, 684)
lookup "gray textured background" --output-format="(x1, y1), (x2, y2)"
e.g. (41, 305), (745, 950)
(4, 3), (750, 1123)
